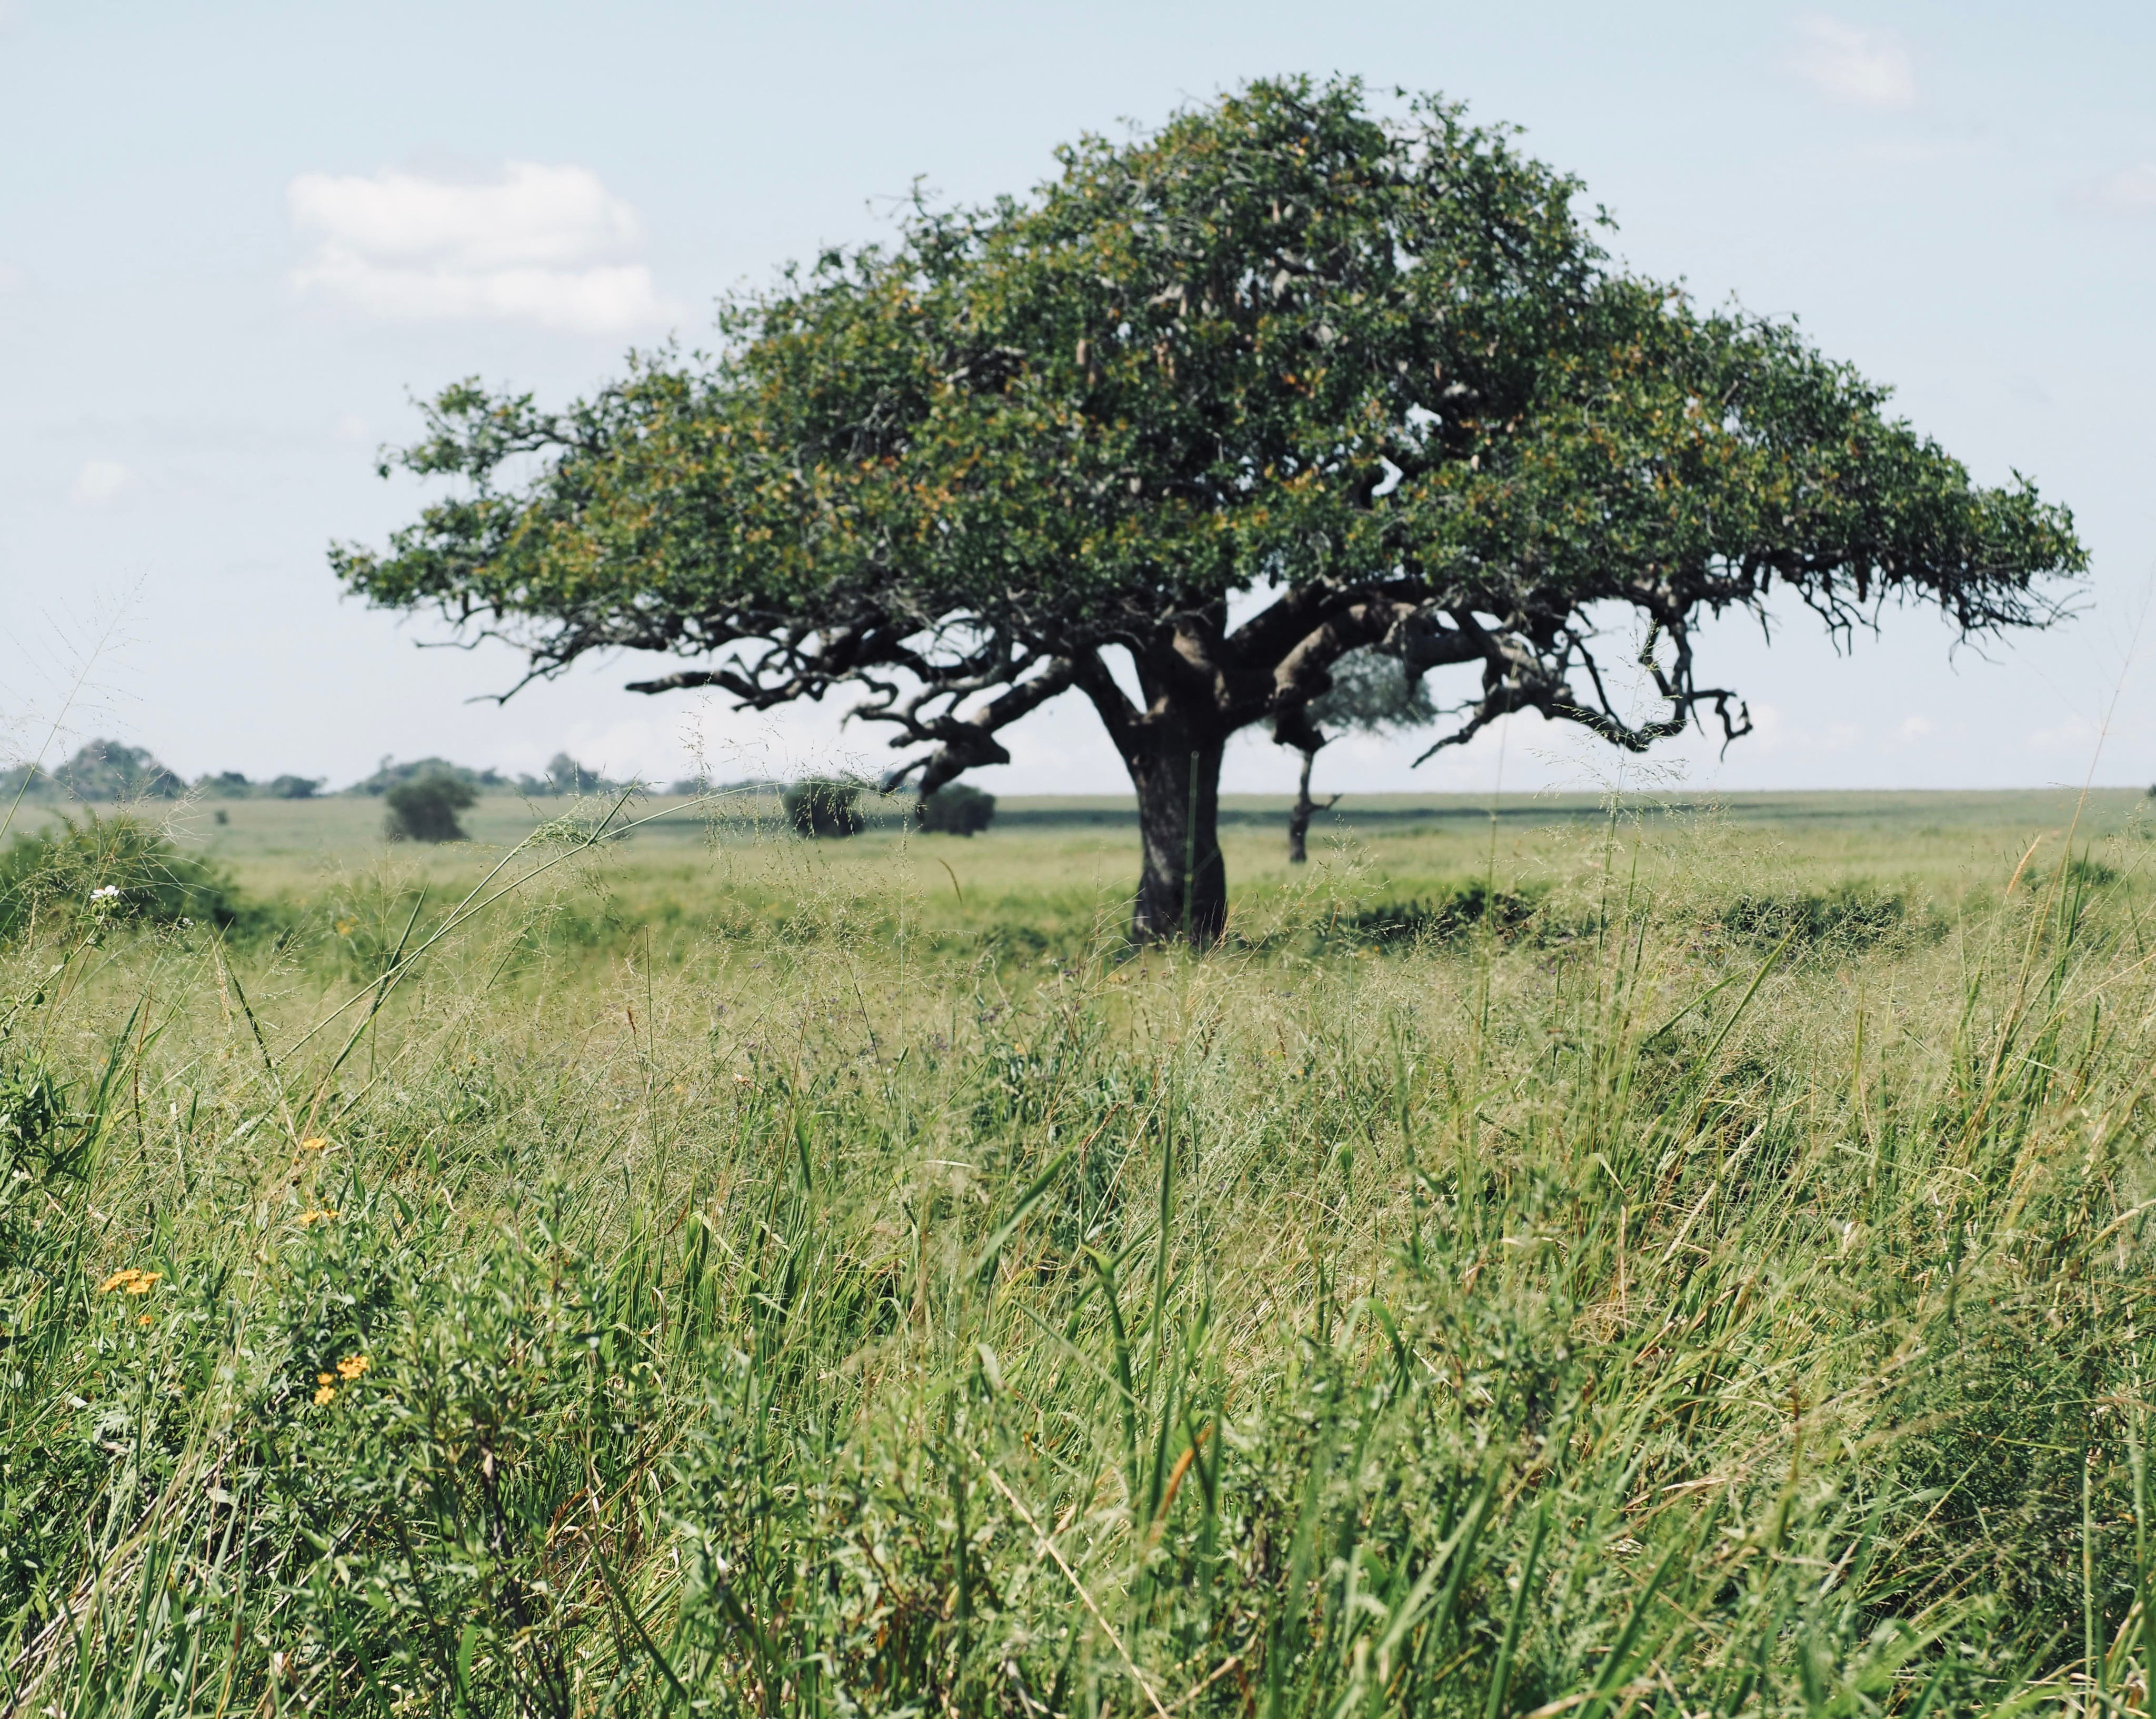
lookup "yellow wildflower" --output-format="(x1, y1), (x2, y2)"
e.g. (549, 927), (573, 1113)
(314, 1382), (336, 1406)
(333, 917), (356, 937)
(297, 1209), (337, 1226)
(336, 1354), (371, 1381)
(98, 1268), (162, 1295)
(137, 1314), (153, 1327)
(299, 1136), (328, 1152)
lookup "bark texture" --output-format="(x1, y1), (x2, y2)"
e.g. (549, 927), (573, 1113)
(1128, 739), (1227, 944)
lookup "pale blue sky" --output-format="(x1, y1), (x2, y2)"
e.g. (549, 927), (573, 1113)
(3, 1), (2152, 796)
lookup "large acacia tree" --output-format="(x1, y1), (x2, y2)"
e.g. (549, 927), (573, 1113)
(335, 78), (2083, 942)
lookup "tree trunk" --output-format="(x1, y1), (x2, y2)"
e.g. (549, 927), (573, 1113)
(1287, 748), (1317, 865)
(1126, 735), (1227, 945)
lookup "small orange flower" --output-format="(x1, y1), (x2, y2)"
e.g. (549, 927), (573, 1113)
(299, 1136), (328, 1152)
(297, 1209), (337, 1227)
(313, 1382), (337, 1406)
(137, 1314), (153, 1327)
(98, 1268), (162, 1295)
(336, 1354), (371, 1381)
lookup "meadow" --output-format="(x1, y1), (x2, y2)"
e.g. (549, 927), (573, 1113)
(3, 785), (2154, 1716)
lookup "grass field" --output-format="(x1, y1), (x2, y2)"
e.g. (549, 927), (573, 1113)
(4, 787), (2154, 1715)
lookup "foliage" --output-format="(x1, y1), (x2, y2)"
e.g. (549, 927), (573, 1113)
(1306, 646), (1439, 739)
(0, 812), (244, 940)
(3, 739), (186, 802)
(916, 781), (996, 835)
(515, 751), (643, 797)
(1324, 880), (1541, 946)
(348, 755), (509, 796)
(784, 777), (865, 837)
(1715, 883), (1919, 950)
(196, 769), (324, 799)
(0, 814), (2150, 1714)
(382, 773), (477, 843)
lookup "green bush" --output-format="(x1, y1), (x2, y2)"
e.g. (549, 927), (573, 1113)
(1326, 881), (1541, 947)
(383, 774), (478, 843)
(917, 782), (996, 835)
(0, 813), (244, 940)
(1716, 883), (1913, 949)
(784, 777), (865, 838)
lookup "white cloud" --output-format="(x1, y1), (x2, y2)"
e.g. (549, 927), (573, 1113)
(69, 460), (132, 506)
(2078, 163), (2156, 216)
(1789, 14), (1917, 111)
(286, 162), (674, 336)
(2022, 715), (2103, 756)
(1895, 714), (1935, 742)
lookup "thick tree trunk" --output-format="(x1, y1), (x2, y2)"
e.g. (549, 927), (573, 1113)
(1126, 735), (1227, 945)
(1287, 748), (1317, 865)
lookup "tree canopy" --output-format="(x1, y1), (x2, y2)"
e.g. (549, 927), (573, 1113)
(335, 76), (2084, 941)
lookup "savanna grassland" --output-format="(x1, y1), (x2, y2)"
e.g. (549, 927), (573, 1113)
(4, 786), (2155, 1717)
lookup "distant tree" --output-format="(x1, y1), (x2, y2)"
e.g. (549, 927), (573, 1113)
(350, 756), (507, 797)
(335, 78), (2084, 944)
(0, 763), (51, 801)
(784, 778), (865, 838)
(383, 774), (477, 843)
(517, 752), (641, 797)
(1281, 649), (1438, 863)
(267, 774), (322, 800)
(199, 771), (254, 798)
(917, 782), (996, 836)
(52, 741), (183, 802)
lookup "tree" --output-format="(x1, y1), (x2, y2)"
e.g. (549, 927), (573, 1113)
(783, 778), (865, 837)
(333, 78), (2083, 945)
(351, 756), (508, 797)
(1282, 649), (1436, 864)
(47, 741), (183, 803)
(918, 782), (996, 835)
(383, 774), (477, 843)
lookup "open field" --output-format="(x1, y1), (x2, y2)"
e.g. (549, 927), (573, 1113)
(102, 783), (2156, 936)
(4, 791), (2155, 1714)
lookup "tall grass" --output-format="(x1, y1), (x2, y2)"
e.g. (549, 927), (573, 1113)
(1, 804), (2150, 1715)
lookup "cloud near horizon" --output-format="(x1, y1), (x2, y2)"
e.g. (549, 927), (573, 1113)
(68, 459), (132, 506)
(2078, 163), (2156, 215)
(1789, 13), (1917, 111)
(286, 161), (676, 335)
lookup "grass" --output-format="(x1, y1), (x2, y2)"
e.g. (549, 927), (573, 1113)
(2, 787), (2154, 1715)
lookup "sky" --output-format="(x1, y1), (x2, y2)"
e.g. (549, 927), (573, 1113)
(3, 0), (2153, 799)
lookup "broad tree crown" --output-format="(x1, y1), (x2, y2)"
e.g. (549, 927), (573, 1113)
(335, 77), (2084, 941)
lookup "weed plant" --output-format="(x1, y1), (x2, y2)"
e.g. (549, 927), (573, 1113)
(0, 799), (2151, 1716)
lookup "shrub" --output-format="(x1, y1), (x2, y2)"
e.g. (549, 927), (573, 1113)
(784, 778), (865, 838)
(0, 813), (245, 940)
(1326, 881), (1540, 947)
(268, 774), (322, 799)
(1716, 883), (1912, 949)
(383, 774), (478, 843)
(917, 782), (995, 836)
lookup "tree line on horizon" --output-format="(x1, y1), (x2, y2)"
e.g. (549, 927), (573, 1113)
(0, 742), (678, 806)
